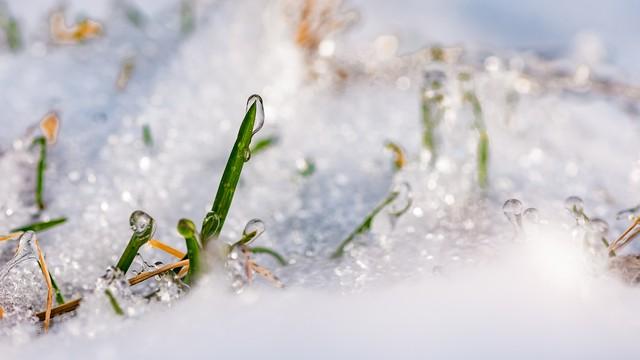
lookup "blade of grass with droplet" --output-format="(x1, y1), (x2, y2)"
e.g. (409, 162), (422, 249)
(200, 96), (261, 246)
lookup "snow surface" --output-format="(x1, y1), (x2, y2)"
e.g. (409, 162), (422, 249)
(1, 0), (640, 358)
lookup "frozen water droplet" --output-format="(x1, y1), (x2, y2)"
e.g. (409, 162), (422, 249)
(616, 205), (640, 221)
(243, 148), (251, 162)
(0, 231), (38, 281)
(243, 219), (265, 242)
(503, 199), (523, 234)
(564, 196), (584, 214)
(246, 94), (264, 136)
(503, 199), (523, 216)
(523, 207), (540, 224)
(388, 182), (412, 216)
(129, 210), (152, 233)
(589, 218), (609, 236)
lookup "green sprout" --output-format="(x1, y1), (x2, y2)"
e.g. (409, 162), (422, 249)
(125, 4), (145, 28)
(116, 210), (155, 273)
(200, 95), (263, 246)
(33, 137), (48, 210)
(249, 135), (279, 156)
(11, 217), (67, 233)
(180, 0), (195, 34)
(48, 272), (65, 305)
(104, 289), (124, 316)
(0, 16), (21, 51)
(142, 124), (153, 147)
(460, 74), (490, 189)
(421, 70), (446, 160)
(296, 157), (316, 177)
(177, 218), (201, 284)
(251, 247), (287, 266)
(332, 183), (412, 258)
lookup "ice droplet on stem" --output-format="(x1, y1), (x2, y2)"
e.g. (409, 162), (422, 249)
(246, 94), (264, 136)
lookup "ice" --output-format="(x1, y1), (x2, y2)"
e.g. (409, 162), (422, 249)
(0, 0), (640, 358)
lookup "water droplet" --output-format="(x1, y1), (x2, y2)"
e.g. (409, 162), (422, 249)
(246, 94), (264, 136)
(243, 148), (251, 162)
(503, 199), (523, 216)
(388, 182), (412, 216)
(129, 210), (152, 233)
(616, 205), (640, 221)
(242, 219), (265, 243)
(503, 198), (523, 234)
(589, 218), (609, 236)
(523, 207), (540, 224)
(0, 231), (38, 281)
(564, 196), (584, 214)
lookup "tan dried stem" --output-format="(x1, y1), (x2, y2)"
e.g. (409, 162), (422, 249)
(34, 238), (53, 332)
(148, 239), (186, 259)
(127, 259), (189, 286)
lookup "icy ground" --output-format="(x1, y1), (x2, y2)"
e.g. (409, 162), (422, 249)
(1, 0), (640, 358)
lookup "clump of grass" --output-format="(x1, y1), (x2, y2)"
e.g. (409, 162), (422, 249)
(332, 182), (412, 258)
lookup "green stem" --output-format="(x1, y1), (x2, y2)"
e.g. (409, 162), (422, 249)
(11, 217), (67, 233)
(477, 130), (489, 188)
(177, 219), (201, 284)
(200, 96), (261, 246)
(49, 273), (65, 305)
(32, 137), (47, 210)
(251, 246), (287, 266)
(249, 135), (278, 156)
(104, 289), (124, 316)
(332, 192), (399, 259)
(142, 124), (153, 147)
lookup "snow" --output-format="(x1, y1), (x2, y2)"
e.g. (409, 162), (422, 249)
(1, 0), (640, 358)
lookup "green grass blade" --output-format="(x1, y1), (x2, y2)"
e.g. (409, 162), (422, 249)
(6, 17), (21, 51)
(331, 192), (398, 259)
(200, 95), (263, 246)
(251, 246), (287, 266)
(49, 273), (66, 305)
(11, 217), (67, 233)
(32, 137), (47, 210)
(104, 289), (124, 316)
(477, 130), (489, 188)
(142, 124), (153, 147)
(249, 135), (278, 156)
(177, 219), (201, 284)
